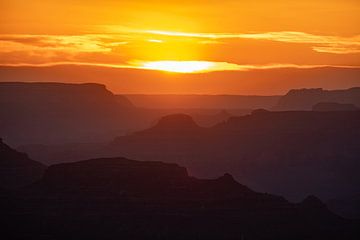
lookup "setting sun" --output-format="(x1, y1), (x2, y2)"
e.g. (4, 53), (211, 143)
(141, 61), (215, 73)
(1, 1), (360, 239)
(0, 0), (359, 93)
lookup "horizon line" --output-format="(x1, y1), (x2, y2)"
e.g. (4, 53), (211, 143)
(1, 61), (360, 73)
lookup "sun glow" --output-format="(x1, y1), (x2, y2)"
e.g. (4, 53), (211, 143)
(141, 61), (215, 73)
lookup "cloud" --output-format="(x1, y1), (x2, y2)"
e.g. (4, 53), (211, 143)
(0, 29), (359, 68)
(0, 34), (128, 54)
(147, 39), (164, 43)
(312, 46), (360, 54)
(1, 61), (359, 73)
(144, 30), (360, 54)
(0, 34), (130, 65)
(98, 26), (360, 54)
(0, 61), (131, 69)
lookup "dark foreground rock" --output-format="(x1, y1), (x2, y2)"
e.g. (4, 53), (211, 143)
(0, 138), (46, 189)
(1, 157), (359, 240)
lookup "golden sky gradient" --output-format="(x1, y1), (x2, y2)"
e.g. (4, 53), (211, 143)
(0, 0), (359, 93)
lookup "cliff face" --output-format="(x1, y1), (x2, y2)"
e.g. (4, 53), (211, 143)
(0, 82), (120, 107)
(275, 87), (360, 110)
(0, 82), (135, 145)
(0, 139), (46, 188)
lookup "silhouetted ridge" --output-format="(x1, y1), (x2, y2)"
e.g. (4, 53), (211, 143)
(299, 195), (341, 221)
(156, 114), (200, 129)
(104, 110), (360, 204)
(2, 156), (354, 239)
(217, 110), (360, 132)
(138, 114), (203, 134)
(220, 172), (235, 182)
(207, 173), (252, 195)
(0, 138), (45, 188)
(301, 195), (328, 209)
(312, 102), (359, 111)
(116, 95), (135, 108)
(250, 108), (270, 115)
(42, 157), (188, 193)
(0, 82), (113, 102)
(276, 87), (360, 110)
(125, 94), (281, 109)
(0, 82), (136, 145)
(38, 157), (259, 199)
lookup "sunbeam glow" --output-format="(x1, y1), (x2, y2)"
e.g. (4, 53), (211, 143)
(140, 61), (215, 73)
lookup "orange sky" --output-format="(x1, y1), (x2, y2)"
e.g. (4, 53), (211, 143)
(0, 0), (359, 94)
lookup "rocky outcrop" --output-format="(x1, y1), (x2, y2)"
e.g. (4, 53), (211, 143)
(135, 114), (204, 135)
(0, 138), (46, 188)
(0, 82), (136, 145)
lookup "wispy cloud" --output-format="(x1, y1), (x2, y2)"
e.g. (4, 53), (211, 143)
(0, 34), (130, 65)
(145, 30), (360, 54)
(0, 34), (127, 54)
(0, 29), (359, 69)
(0, 61), (131, 69)
(96, 26), (360, 54)
(1, 61), (359, 73)
(312, 46), (360, 54)
(147, 39), (164, 43)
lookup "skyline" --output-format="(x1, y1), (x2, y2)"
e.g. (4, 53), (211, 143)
(1, 0), (359, 93)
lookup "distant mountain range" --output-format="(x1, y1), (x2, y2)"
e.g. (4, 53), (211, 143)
(275, 87), (360, 110)
(1, 81), (360, 238)
(312, 102), (359, 111)
(20, 110), (360, 205)
(2, 82), (359, 146)
(124, 87), (360, 113)
(107, 111), (360, 202)
(1, 142), (357, 239)
(123, 87), (360, 126)
(124, 94), (281, 109)
(0, 82), (249, 146)
(2, 82), (360, 219)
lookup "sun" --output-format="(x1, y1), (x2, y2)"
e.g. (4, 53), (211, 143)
(141, 61), (214, 73)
